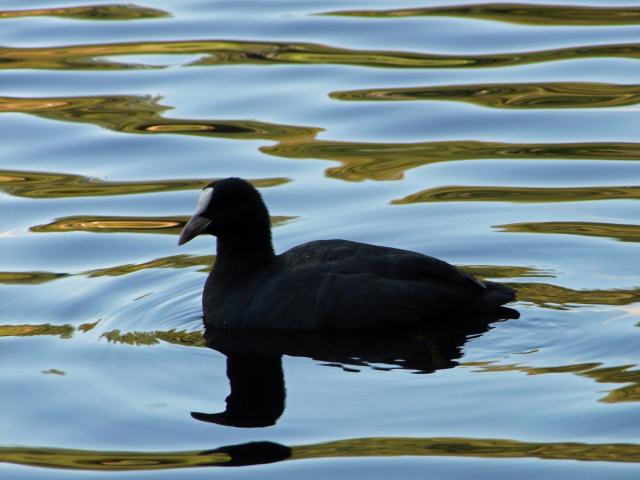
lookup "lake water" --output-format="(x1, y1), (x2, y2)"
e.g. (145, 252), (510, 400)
(2, 1), (640, 478)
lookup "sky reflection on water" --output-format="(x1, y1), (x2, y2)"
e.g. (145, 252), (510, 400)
(1, 1), (640, 479)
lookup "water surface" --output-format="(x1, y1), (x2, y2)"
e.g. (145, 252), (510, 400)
(1, 1), (640, 479)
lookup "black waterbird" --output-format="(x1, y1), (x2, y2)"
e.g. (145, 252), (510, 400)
(178, 178), (516, 330)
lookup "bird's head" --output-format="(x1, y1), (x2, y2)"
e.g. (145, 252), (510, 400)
(178, 177), (271, 245)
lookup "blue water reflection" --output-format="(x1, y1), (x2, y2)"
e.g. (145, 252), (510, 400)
(1, 1), (640, 478)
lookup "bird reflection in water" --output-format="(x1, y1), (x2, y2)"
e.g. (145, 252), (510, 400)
(191, 352), (285, 428)
(191, 308), (518, 429)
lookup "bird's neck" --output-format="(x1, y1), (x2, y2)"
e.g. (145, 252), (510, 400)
(214, 232), (275, 279)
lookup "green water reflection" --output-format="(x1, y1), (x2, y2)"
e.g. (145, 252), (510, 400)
(6, 95), (640, 187)
(102, 329), (205, 347)
(0, 4), (168, 21)
(4, 39), (640, 70)
(30, 215), (296, 235)
(263, 140), (640, 182)
(87, 254), (214, 276)
(323, 3), (640, 27)
(0, 323), (74, 338)
(505, 282), (640, 309)
(30, 215), (192, 235)
(0, 323), (205, 348)
(0, 96), (319, 142)
(469, 361), (640, 403)
(0, 256), (212, 285)
(5, 435), (640, 471)
(0, 271), (68, 284)
(459, 265), (553, 279)
(497, 222), (640, 243)
(331, 82), (640, 109)
(393, 185), (640, 204)
(0, 168), (287, 199)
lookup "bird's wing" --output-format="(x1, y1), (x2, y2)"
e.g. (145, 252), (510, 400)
(283, 239), (485, 290)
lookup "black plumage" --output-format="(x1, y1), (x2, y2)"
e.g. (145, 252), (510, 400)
(179, 178), (516, 330)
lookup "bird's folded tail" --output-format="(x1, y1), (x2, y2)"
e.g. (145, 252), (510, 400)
(467, 281), (517, 313)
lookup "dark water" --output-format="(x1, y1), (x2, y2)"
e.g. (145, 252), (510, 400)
(2, 1), (640, 478)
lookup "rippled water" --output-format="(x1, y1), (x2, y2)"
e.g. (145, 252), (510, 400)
(2, 1), (640, 478)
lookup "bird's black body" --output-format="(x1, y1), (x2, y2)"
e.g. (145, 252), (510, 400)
(179, 178), (516, 331)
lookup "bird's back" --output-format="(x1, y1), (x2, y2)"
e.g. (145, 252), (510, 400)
(204, 239), (514, 330)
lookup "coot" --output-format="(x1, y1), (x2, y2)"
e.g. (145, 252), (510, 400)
(179, 178), (516, 330)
